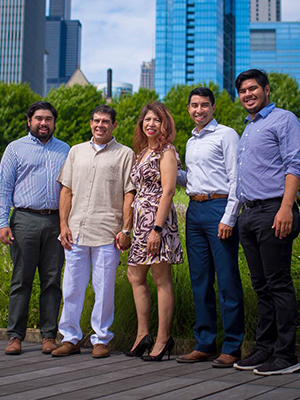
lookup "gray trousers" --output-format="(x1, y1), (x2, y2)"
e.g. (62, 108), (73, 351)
(7, 209), (64, 341)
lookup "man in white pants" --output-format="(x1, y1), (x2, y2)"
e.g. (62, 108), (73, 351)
(52, 105), (135, 358)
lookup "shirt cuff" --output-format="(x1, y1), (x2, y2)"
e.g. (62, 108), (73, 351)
(0, 221), (9, 229)
(220, 213), (237, 227)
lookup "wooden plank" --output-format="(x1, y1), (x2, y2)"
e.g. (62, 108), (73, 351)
(1, 341), (299, 400)
(93, 380), (235, 400)
(249, 388), (300, 400)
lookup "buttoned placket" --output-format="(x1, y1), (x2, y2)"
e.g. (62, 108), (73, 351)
(78, 148), (102, 243)
(238, 120), (255, 200)
(44, 142), (54, 209)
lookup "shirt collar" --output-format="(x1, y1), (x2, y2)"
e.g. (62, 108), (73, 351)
(244, 102), (275, 124)
(90, 136), (116, 151)
(192, 118), (218, 137)
(28, 132), (53, 145)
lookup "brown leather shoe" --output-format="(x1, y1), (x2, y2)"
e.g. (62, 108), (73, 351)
(211, 353), (240, 368)
(51, 341), (81, 357)
(92, 344), (110, 358)
(5, 337), (21, 355)
(42, 338), (57, 354)
(176, 350), (217, 363)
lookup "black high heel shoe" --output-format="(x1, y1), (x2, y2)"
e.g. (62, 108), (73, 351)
(124, 334), (154, 357)
(142, 336), (175, 362)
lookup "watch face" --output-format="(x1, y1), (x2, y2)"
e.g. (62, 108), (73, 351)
(153, 225), (162, 233)
(122, 230), (131, 237)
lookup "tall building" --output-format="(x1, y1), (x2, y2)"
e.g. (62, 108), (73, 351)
(250, 0), (281, 22)
(0, 0), (46, 95)
(50, 0), (71, 19)
(45, 0), (81, 93)
(250, 21), (300, 85)
(155, 0), (250, 99)
(140, 59), (155, 90)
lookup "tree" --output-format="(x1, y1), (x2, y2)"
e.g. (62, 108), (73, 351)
(45, 84), (104, 146)
(0, 83), (41, 156)
(110, 88), (158, 150)
(269, 73), (300, 117)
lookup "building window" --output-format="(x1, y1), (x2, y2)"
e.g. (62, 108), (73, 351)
(250, 29), (276, 51)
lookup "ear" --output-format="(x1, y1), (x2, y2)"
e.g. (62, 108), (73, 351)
(265, 84), (270, 97)
(212, 104), (216, 112)
(90, 119), (93, 129)
(113, 122), (117, 131)
(27, 117), (31, 127)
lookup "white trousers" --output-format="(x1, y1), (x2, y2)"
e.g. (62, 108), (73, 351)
(59, 243), (120, 345)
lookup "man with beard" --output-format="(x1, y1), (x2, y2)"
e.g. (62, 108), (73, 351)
(234, 69), (300, 375)
(0, 101), (70, 355)
(51, 105), (135, 358)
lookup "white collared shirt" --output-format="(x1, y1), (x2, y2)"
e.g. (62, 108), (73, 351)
(178, 119), (241, 227)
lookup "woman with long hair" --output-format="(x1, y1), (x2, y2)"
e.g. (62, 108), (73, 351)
(124, 101), (183, 361)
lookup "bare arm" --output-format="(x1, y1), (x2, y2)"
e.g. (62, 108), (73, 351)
(116, 190), (135, 252)
(272, 174), (300, 239)
(147, 150), (177, 255)
(59, 186), (73, 250)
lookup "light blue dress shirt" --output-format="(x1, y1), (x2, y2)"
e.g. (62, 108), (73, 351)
(177, 119), (241, 227)
(237, 103), (300, 202)
(0, 133), (70, 228)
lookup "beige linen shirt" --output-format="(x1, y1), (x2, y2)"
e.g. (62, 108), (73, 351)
(57, 138), (135, 246)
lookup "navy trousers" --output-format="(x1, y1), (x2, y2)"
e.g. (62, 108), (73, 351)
(239, 199), (300, 362)
(186, 198), (244, 356)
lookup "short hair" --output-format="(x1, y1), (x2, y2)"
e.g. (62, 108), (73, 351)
(188, 87), (215, 106)
(26, 101), (58, 132)
(91, 105), (116, 124)
(235, 69), (269, 92)
(133, 101), (176, 154)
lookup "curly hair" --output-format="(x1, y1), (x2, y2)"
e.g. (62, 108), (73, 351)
(133, 101), (176, 154)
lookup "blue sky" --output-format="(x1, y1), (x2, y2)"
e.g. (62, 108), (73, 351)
(48, 1), (299, 91)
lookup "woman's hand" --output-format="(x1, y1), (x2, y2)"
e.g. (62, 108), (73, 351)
(147, 229), (161, 256)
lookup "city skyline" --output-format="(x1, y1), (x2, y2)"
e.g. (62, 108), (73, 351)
(66, 0), (299, 92)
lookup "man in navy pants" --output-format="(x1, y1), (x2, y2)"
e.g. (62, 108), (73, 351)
(176, 87), (244, 368)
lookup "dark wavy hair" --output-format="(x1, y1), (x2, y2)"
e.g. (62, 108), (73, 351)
(235, 69), (269, 92)
(133, 101), (176, 154)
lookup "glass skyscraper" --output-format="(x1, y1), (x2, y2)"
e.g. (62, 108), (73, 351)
(0, 0), (46, 95)
(155, 0), (250, 99)
(45, 0), (81, 93)
(250, 22), (300, 86)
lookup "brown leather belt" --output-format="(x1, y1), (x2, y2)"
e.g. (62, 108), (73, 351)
(16, 207), (59, 215)
(190, 194), (228, 202)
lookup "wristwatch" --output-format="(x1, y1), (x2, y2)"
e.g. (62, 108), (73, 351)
(153, 225), (163, 233)
(122, 229), (131, 237)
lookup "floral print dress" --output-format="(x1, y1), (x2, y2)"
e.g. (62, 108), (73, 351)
(127, 143), (183, 266)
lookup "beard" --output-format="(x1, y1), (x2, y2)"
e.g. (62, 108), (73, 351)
(30, 126), (55, 143)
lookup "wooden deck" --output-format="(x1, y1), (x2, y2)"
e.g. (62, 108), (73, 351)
(0, 340), (300, 400)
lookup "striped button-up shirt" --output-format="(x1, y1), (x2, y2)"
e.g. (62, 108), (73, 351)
(237, 103), (300, 202)
(177, 119), (240, 227)
(0, 133), (70, 228)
